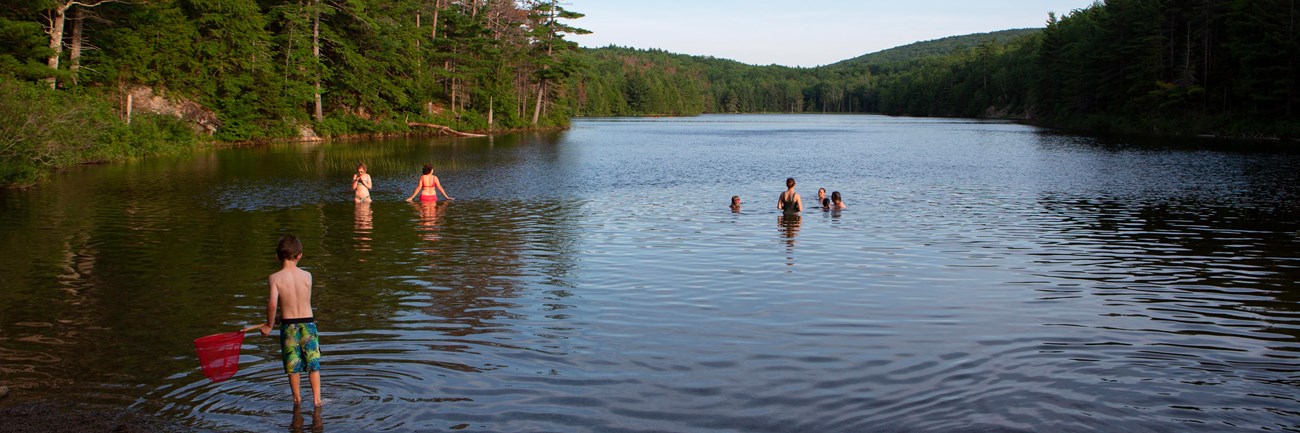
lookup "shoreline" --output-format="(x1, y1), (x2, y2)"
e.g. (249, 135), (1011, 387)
(6, 113), (1294, 190)
(2, 125), (569, 189)
(213, 124), (569, 148)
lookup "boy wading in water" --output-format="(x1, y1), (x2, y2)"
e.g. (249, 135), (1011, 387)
(261, 234), (323, 407)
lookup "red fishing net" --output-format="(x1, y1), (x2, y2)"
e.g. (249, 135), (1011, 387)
(194, 331), (247, 382)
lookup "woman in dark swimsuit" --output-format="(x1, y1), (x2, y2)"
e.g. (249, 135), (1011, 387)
(777, 177), (802, 215)
(405, 164), (453, 203)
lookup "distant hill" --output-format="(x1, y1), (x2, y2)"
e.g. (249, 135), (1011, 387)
(830, 28), (1041, 68)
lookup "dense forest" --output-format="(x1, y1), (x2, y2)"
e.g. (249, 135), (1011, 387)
(573, 0), (1300, 137)
(571, 29), (1039, 117)
(2, 0), (1298, 186)
(0, 0), (588, 185)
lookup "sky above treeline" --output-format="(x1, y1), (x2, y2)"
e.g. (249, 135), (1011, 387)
(567, 0), (1100, 67)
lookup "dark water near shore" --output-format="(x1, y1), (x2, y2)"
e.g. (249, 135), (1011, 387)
(2, 114), (1299, 432)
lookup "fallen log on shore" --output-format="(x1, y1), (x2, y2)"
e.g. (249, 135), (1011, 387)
(407, 122), (487, 137)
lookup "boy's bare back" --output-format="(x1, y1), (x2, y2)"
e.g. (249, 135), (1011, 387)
(270, 266), (313, 320)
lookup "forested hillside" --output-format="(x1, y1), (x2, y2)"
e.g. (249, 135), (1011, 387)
(0, 0), (587, 185)
(571, 31), (1041, 117)
(830, 29), (1039, 69)
(572, 0), (1299, 138)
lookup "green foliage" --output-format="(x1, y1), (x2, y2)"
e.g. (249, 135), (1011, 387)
(575, 1), (1296, 138)
(0, 77), (205, 187)
(0, 17), (53, 81)
(7, 0), (585, 144)
(832, 29), (1041, 69)
(315, 114), (410, 137)
(1032, 0), (1299, 136)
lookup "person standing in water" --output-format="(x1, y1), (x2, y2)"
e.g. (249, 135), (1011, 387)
(260, 234), (323, 407)
(351, 163), (372, 203)
(816, 188), (830, 209)
(777, 177), (802, 215)
(730, 195), (742, 212)
(405, 163), (454, 203)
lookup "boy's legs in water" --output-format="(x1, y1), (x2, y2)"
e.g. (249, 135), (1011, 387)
(309, 371), (322, 406)
(289, 373), (302, 404)
(287, 371), (322, 406)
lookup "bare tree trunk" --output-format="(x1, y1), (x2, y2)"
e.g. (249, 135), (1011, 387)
(415, 11), (421, 69)
(444, 59), (451, 106)
(45, 6), (67, 89)
(44, 1), (119, 89)
(531, 79), (544, 125)
(431, 0), (440, 40)
(313, 0), (323, 123)
(488, 95), (494, 128)
(531, 0), (557, 125)
(125, 92), (133, 125)
(69, 6), (83, 86)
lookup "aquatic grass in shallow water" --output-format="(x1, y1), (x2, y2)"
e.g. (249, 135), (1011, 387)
(288, 141), (474, 178)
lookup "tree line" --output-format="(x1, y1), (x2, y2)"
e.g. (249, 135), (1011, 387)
(3, 0), (1297, 186)
(571, 0), (1299, 138)
(0, 0), (588, 185)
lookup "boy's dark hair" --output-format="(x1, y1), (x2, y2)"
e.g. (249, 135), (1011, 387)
(786, 177), (796, 188)
(277, 235), (303, 262)
(831, 191), (841, 202)
(422, 164), (433, 175)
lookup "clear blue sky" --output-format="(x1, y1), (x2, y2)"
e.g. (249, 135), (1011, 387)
(566, 0), (1099, 67)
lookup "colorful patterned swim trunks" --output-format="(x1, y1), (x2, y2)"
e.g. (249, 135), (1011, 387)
(279, 318), (321, 374)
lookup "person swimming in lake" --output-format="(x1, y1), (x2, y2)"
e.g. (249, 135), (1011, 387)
(730, 195), (742, 212)
(351, 163), (372, 203)
(830, 191), (846, 210)
(816, 188), (830, 209)
(405, 163), (453, 203)
(777, 177), (802, 215)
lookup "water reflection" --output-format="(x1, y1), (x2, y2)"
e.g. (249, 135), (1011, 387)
(353, 201), (372, 256)
(778, 214), (801, 264)
(413, 201), (443, 243)
(290, 404), (324, 433)
(1035, 193), (1300, 321)
(3, 116), (1300, 432)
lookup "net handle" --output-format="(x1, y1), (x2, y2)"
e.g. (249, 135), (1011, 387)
(240, 324), (263, 333)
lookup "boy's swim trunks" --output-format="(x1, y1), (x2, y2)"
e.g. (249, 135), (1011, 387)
(279, 317), (321, 374)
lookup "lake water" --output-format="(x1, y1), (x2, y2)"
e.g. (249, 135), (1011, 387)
(1, 114), (1299, 432)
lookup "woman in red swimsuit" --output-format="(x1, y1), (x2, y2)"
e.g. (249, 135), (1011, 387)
(405, 163), (454, 203)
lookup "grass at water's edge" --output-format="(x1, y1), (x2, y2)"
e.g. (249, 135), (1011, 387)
(0, 77), (571, 189)
(0, 79), (207, 188)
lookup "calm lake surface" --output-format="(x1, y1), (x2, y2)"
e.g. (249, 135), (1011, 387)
(2, 114), (1299, 432)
